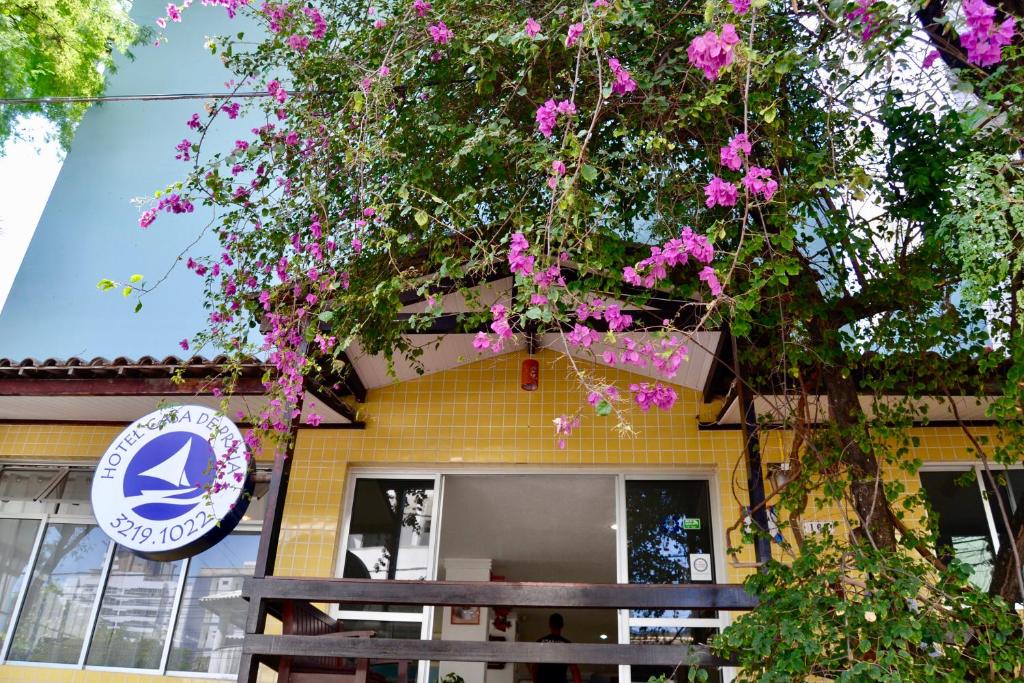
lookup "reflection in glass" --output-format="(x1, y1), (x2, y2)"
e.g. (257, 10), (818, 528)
(167, 533), (258, 674)
(0, 518), (40, 645)
(87, 546), (182, 669)
(0, 469), (58, 515)
(919, 471), (995, 590)
(8, 524), (110, 663)
(345, 479), (434, 581)
(625, 480), (716, 620)
(628, 626), (721, 683)
(983, 469), (1024, 555)
(55, 470), (94, 517)
(343, 479), (434, 614)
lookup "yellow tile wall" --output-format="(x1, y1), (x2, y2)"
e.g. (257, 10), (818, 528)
(0, 349), (1004, 682)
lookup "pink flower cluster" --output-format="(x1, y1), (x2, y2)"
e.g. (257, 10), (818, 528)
(508, 232), (535, 275)
(525, 17), (542, 37)
(721, 132), (751, 170)
(608, 58), (637, 95)
(473, 303), (515, 352)
(742, 166), (778, 201)
(553, 414), (581, 449)
(548, 160), (567, 189)
(222, 101), (240, 118)
(139, 193), (195, 228)
(962, 0), (1015, 66)
(622, 227), (715, 289)
(704, 176), (737, 208)
(268, 79), (288, 104)
(630, 382), (677, 411)
(175, 138), (192, 161)
(730, 0), (751, 14)
(577, 298), (634, 332)
(846, 0), (878, 41)
(430, 20), (453, 44)
(536, 98), (576, 137)
(413, 0), (431, 17)
(687, 24), (739, 81)
(566, 22), (584, 47)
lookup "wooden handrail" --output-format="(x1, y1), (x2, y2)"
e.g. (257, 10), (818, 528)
(244, 576), (758, 610)
(244, 635), (730, 667)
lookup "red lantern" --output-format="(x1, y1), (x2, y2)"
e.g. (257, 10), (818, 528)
(521, 358), (539, 391)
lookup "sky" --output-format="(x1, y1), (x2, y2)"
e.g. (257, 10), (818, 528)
(0, 117), (63, 315)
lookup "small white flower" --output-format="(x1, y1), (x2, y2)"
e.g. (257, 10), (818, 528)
(864, 611), (877, 623)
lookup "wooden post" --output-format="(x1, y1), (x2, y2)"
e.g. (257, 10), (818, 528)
(731, 332), (773, 566)
(239, 378), (305, 683)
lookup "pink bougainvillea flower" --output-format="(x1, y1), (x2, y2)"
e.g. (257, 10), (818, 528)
(593, 0), (610, 7)
(139, 209), (157, 229)
(287, 34), (310, 51)
(413, 0), (431, 17)
(508, 232), (535, 275)
(742, 166), (779, 200)
(156, 17), (167, 28)
(175, 138), (192, 161)
(565, 22), (584, 47)
(179, 338), (190, 351)
(922, 50), (941, 68)
(704, 176), (738, 208)
(961, 0), (1015, 66)
(305, 412), (322, 426)
(608, 57), (637, 95)
(687, 24), (740, 80)
(429, 20), (453, 44)
(846, 0), (878, 41)
(222, 101), (240, 118)
(186, 113), (201, 129)
(700, 266), (723, 296)
(721, 132), (752, 171)
(267, 79), (288, 104)
(525, 17), (541, 37)
(630, 382), (677, 411)
(536, 99), (558, 137)
(730, 0), (751, 14)
(166, 3), (182, 21)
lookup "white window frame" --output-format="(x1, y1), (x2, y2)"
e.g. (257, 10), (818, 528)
(919, 462), (1024, 558)
(0, 461), (267, 680)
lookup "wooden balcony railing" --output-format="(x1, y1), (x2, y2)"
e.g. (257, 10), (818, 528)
(239, 576), (758, 682)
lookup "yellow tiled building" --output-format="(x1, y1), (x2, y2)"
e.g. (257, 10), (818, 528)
(0, 349), (1012, 683)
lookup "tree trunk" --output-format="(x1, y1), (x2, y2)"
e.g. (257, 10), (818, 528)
(822, 365), (899, 550)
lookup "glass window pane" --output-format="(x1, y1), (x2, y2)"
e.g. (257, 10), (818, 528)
(54, 470), (93, 516)
(625, 480), (716, 620)
(919, 471), (995, 590)
(167, 533), (258, 675)
(0, 518), (41, 644)
(8, 523), (110, 663)
(86, 546), (182, 669)
(983, 469), (1024, 554)
(0, 469), (59, 514)
(343, 479), (435, 614)
(628, 626), (721, 683)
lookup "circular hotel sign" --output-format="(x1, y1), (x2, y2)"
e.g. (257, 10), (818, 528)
(91, 405), (253, 561)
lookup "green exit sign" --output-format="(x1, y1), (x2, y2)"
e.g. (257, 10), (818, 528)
(682, 518), (701, 530)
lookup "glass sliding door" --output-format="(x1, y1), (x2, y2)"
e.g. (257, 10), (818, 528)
(618, 477), (725, 683)
(338, 474), (440, 683)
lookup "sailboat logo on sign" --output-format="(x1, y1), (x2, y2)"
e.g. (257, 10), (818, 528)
(121, 432), (216, 522)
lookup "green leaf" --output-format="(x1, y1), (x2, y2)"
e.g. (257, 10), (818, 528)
(129, 273), (144, 283)
(581, 164), (599, 182)
(414, 210), (429, 227)
(96, 278), (117, 291)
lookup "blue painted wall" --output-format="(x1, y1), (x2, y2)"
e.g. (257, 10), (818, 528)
(0, 1), (259, 360)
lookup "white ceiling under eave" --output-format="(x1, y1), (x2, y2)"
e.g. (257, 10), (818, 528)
(0, 391), (351, 425)
(346, 330), (722, 392)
